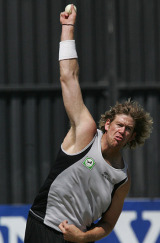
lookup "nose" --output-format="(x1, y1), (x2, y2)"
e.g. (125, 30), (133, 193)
(119, 126), (125, 134)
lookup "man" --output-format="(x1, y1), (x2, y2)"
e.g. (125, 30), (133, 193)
(24, 5), (153, 243)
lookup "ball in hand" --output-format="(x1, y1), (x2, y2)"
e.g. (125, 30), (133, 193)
(65, 4), (77, 14)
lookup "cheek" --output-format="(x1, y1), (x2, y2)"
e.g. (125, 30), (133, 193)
(126, 132), (133, 140)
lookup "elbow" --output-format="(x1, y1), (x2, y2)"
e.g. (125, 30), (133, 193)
(103, 222), (114, 236)
(98, 220), (115, 237)
(106, 223), (114, 235)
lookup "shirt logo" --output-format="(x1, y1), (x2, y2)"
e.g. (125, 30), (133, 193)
(82, 157), (96, 170)
(102, 171), (110, 179)
(101, 172), (113, 184)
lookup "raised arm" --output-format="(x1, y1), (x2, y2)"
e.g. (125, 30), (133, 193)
(59, 5), (96, 153)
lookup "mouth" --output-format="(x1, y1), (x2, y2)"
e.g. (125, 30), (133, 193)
(115, 136), (123, 141)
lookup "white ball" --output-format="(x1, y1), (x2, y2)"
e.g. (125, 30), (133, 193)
(65, 4), (77, 14)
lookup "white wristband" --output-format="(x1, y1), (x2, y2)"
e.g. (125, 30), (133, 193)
(59, 40), (78, 61)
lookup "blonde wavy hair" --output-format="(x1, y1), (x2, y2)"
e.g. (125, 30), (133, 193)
(99, 99), (153, 149)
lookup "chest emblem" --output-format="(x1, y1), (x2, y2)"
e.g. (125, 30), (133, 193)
(82, 157), (96, 170)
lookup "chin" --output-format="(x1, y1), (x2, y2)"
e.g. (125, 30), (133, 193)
(114, 140), (124, 148)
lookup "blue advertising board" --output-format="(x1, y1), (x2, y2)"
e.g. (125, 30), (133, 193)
(0, 205), (30, 243)
(0, 200), (159, 243)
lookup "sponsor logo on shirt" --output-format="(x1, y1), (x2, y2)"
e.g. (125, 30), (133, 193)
(82, 157), (96, 170)
(101, 171), (113, 184)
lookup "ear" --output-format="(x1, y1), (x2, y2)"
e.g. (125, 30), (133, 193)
(128, 132), (136, 142)
(104, 119), (110, 132)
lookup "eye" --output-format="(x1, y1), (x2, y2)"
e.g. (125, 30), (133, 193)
(117, 123), (123, 127)
(126, 126), (132, 131)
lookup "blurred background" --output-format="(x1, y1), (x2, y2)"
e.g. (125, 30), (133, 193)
(0, 0), (159, 206)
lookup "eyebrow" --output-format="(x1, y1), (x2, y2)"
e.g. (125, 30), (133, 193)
(116, 121), (134, 129)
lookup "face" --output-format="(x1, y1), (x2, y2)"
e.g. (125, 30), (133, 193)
(104, 114), (136, 149)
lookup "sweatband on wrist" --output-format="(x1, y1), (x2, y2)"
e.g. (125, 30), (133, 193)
(59, 40), (78, 61)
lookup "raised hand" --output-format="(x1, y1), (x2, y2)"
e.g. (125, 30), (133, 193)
(60, 4), (77, 26)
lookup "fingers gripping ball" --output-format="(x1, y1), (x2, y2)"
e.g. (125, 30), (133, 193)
(65, 4), (77, 14)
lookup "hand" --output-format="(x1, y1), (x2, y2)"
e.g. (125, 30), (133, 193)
(60, 4), (77, 26)
(59, 220), (85, 243)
